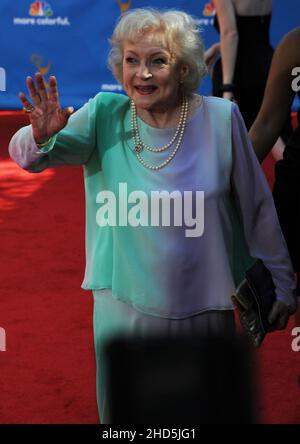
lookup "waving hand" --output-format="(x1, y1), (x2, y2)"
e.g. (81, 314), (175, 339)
(19, 72), (73, 144)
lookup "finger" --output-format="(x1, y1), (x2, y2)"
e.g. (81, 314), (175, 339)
(268, 301), (289, 329)
(19, 91), (32, 107)
(276, 311), (289, 330)
(61, 106), (74, 123)
(35, 72), (48, 102)
(26, 76), (41, 106)
(271, 317), (288, 331)
(268, 302), (280, 324)
(19, 92), (36, 114)
(48, 75), (59, 105)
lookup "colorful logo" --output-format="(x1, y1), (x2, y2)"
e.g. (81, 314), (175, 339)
(203, 1), (216, 17)
(116, 0), (132, 15)
(29, 1), (53, 17)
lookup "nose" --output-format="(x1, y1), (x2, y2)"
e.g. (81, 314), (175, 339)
(136, 63), (152, 80)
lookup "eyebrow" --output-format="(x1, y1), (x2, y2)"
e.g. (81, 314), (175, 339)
(124, 50), (168, 57)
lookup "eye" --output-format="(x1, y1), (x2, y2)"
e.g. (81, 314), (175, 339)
(151, 58), (166, 65)
(125, 57), (138, 65)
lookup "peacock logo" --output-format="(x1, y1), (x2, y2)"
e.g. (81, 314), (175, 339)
(14, 1), (69, 26)
(29, 1), (53, 17)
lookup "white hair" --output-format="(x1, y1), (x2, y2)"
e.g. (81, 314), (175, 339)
(108, 8), (207, 95)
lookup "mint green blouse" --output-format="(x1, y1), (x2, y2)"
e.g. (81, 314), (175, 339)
(9, 92), (297, 318)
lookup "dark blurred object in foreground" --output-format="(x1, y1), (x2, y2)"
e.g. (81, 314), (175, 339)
(104, 335), (255, 424)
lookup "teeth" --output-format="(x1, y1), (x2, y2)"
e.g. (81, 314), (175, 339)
(137, 86), (154, 91)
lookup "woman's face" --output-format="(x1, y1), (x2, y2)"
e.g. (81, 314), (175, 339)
(122, 34), (185, 112)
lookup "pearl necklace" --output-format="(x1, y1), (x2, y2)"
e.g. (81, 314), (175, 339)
(131, 95), (189, 170)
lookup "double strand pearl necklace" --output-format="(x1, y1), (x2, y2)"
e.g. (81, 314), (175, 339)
(131, 95), (189, 170)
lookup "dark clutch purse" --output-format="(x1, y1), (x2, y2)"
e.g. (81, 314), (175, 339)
(231, 259), (276, 347)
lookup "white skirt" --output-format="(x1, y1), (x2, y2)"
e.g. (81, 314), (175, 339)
(93, 289), (236, 424)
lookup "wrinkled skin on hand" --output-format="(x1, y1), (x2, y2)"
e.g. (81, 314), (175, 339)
(19, 72), (73, 144)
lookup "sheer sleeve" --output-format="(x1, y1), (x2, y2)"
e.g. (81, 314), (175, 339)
(9, 94), (100, 172)
(230, 103), (297, 312)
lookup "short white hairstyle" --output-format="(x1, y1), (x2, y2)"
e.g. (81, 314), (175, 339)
(108, 8), (207, 95)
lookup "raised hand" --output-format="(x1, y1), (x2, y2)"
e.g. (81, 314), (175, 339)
(19, 72), (74, 144)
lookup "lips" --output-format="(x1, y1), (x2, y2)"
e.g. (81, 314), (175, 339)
(135, 85), (157, 94)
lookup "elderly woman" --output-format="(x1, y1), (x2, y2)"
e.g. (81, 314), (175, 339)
(9, 8), (296, 424)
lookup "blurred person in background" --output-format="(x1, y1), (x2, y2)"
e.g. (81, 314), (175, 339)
(205, 0), (292, 141)
(250, 27), (300, 325)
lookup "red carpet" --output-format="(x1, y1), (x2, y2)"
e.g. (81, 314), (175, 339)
(0, 114), (98, 423)
(0, 113), (299, 424)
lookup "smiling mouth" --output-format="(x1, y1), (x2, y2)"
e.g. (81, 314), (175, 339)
(135, 86), (157, 94)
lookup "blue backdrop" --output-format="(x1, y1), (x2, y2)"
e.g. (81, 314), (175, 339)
(0, 0), (299, 109)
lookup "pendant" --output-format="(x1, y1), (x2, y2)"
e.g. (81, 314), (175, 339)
(134, 144), (143, 153)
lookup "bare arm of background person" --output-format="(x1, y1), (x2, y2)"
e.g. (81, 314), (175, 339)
(249, 28), (300, 163)
(204, 42), (220, 74)
(213, 0), (239, 101)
